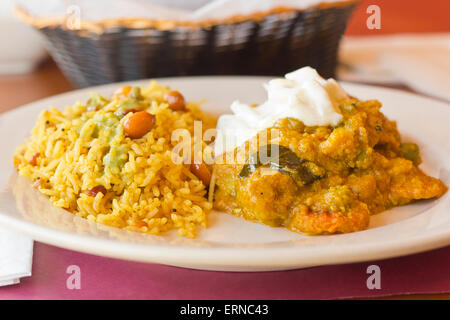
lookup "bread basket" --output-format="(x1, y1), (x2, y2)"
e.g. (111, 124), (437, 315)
(17, 1), (358, 88)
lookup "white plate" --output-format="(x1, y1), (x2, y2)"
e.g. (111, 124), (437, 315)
(0, 77), (449, 272)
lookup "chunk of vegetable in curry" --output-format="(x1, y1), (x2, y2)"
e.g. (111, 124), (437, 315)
(400, 142), (420, 165)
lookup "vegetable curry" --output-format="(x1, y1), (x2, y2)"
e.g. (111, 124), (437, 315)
(213, 98), (447, 234)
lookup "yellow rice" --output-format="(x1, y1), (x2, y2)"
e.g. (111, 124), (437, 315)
(13, 81), (216, 238)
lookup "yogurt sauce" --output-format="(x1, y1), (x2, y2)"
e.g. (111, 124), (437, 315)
(214, 66), (349, 156)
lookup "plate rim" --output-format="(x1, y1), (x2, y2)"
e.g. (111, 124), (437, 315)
(2, 75), (449, 116)
(1, 209), (449, 271)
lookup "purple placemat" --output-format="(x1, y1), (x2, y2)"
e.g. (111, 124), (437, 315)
(0, 242), (449, 299)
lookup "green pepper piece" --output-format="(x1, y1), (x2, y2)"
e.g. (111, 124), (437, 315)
(400, 142), (420, 164)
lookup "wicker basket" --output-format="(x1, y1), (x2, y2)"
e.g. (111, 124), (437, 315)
(18, 2), (357, 88)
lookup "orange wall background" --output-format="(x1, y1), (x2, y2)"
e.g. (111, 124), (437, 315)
(346, 0), (450, 35)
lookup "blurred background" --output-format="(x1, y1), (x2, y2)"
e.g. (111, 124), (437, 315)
(0, 0), (448, 112)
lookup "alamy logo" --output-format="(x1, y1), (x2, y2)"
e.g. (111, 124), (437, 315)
(366, 5), (381, 30)
(66, 5), (81, 30)
(66, 265), (81, 290)
(366, 265), (381, 290)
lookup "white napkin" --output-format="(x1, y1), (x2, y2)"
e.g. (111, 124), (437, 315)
(338, 34), (450, 101)
(16, 0), (346, 21)
(0, 226), (33, 286)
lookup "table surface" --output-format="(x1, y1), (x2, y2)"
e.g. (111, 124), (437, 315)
(1, 0), (449, 300)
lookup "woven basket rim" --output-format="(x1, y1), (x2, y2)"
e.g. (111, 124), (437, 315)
(15, 0), (358, 34)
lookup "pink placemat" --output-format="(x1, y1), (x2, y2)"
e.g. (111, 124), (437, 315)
(0, 242), (449, 300)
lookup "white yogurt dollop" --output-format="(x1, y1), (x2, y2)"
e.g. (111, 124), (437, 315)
(214, 66), (348, 156)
